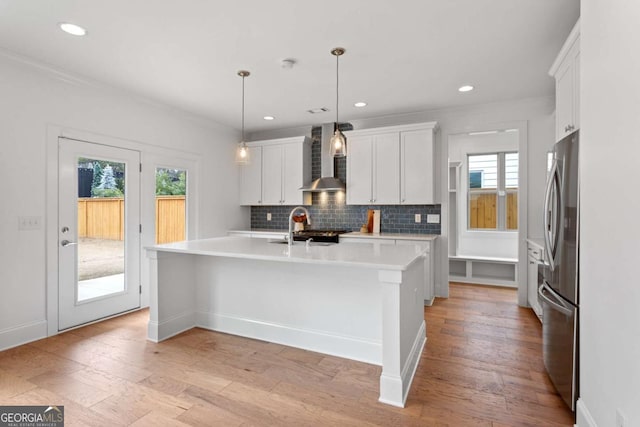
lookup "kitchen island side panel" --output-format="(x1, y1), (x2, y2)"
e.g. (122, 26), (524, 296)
(194, 256), (383, 365)
(147, 250), (198, 342)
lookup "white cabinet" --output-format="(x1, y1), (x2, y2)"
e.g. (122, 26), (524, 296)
(262, 144), (283, 205)
(240, 146), (263, 205)
(527, 241), (543, 321)
(550, 19), (580, 142)
(346, 132), (399, 204)
(401, 129), (435, 204)
(282, 142), (306, 204)
(239, 136), (311, 206)
(345, 122), (437, 205)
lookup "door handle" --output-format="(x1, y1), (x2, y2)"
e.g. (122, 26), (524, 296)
(543, 159), (558, 271)
(61, 239), (77, 247)
(538, 283), (573, 317)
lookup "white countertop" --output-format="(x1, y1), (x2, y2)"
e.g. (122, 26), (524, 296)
(228, 229), (288, 234)
(147, 236), (427, 271)
(343, 232), (438, 241)
(228, 229), (438, 241)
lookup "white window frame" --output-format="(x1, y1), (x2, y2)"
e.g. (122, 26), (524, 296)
(467, 151), (518, 232)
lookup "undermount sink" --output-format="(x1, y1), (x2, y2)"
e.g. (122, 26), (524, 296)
(268, 239), (289, 244)
(267, 239), (335, 246)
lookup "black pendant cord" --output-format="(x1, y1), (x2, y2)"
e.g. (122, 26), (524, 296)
(241, 74), (245, 142)
(335, 53), (339, 128)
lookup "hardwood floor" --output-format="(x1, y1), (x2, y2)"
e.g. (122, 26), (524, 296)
(0, 283), (574, 426)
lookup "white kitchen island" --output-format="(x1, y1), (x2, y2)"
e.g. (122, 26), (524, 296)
(146, 236), (428, 407)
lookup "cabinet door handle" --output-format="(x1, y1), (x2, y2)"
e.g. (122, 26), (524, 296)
(402, 199), (405, 203)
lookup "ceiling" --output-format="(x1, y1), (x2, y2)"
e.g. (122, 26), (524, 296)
(0, 0), (579, 133)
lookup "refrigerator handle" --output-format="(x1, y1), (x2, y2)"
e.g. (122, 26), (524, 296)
(538, 282), (573, 317)
(543, 159), (558, 270)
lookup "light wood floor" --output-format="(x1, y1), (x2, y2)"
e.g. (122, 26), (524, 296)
(0, 283), (574, 426)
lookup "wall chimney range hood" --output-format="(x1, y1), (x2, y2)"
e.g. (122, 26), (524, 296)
(300, 123), (346, 192)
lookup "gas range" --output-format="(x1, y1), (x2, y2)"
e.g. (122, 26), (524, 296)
(292, 229), (348, 243)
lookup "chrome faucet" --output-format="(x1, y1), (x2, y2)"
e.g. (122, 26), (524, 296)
(288, 206), (311, 249)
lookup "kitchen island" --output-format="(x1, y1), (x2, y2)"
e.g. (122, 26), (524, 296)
(146, 236), (428, 407)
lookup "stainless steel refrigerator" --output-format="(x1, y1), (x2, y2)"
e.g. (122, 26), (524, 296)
(539, 130), (579, 411)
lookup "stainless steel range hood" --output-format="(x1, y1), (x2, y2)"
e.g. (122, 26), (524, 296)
(300, 123), (346, 192)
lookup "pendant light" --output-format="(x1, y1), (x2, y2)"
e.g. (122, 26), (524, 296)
(329, 47), (347, 157)
(235, 70), (250, 164)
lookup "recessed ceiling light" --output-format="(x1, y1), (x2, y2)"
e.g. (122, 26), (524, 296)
(263, 116), (275, 121)
(458, 85), (474, 92)
(59, 22), (87, 36)
(354, 102), (367, 108)
(281, 59), (296, 69)
(307, 108), (329, 114)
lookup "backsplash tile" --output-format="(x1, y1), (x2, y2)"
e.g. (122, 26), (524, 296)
(250, 123), (441, 234)
(251, 193), (441, 234)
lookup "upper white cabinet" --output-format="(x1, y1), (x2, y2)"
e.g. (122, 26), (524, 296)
(401, 128), (435, 204)
(240, 146), (263, 205)
(549, 19), (580, 142)
(239, 136), (311, 206)
(347, 132), (399, 205)
(345, 122), (438, 205)
(345, 134), (374, 204)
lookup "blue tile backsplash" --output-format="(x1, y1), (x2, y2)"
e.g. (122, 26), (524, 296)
(250, 124), (441, 234)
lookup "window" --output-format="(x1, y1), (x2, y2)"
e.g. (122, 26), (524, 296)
(468, 152), (518, 231)
(155, 167), (187, 244)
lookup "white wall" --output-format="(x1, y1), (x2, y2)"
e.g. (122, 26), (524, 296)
(0, 52), (247, 350)
(449, 131), (519, 259)
(252, 97), (554, 303)
(577, 2), (640, 426)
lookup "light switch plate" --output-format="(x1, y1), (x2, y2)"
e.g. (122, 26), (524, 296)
(267, 213), (272, 221)
(427, 214), (440, 224)
(414, 214), (421, 223)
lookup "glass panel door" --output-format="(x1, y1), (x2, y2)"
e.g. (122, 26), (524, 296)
(58, 138), (140, 330)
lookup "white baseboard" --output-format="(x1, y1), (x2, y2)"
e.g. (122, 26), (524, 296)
(0, 320), (48, 351)
(147, 311), (196, 342)
(379, 320), (427, 407)
(196, 311), (382, 365)
(576, 398), (598, 427)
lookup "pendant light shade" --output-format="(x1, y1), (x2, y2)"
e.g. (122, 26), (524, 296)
(236, 70), (250, 164)
(330, 47), (347, 157)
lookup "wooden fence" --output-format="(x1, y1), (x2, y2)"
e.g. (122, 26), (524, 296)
(469, 192), (518, 230)
(78, 196), (185, 244)
(155, 196), (186, 244)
